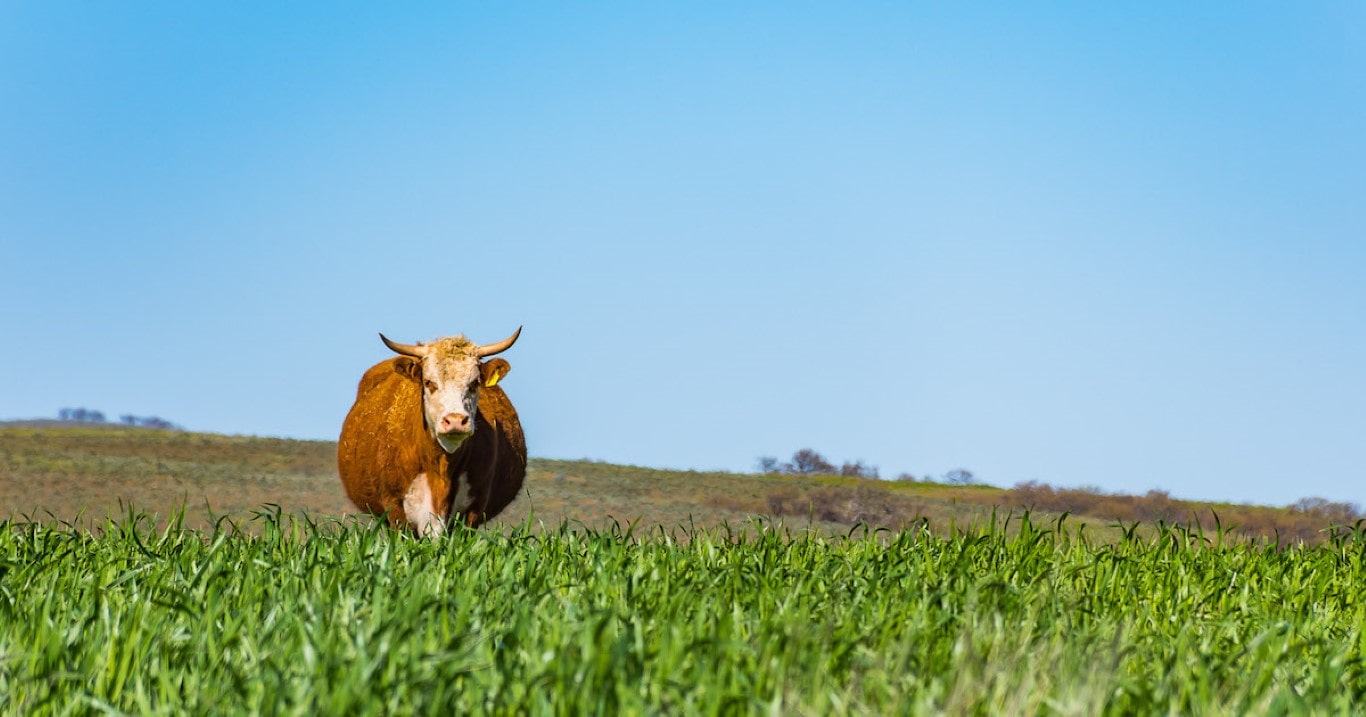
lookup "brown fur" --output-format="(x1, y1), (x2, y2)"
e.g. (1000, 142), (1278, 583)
(337, 355), (526, 531)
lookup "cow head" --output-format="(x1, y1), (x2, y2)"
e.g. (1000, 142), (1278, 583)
(379, 327), (521, 453)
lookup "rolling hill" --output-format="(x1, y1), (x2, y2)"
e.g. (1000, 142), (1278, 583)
(0, 424), (1352, 543)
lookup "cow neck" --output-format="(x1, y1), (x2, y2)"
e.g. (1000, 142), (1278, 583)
(435, 431), (476, 477)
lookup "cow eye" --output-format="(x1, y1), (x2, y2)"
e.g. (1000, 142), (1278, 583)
(424, 380), (437, 393)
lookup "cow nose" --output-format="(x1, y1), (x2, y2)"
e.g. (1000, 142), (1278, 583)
(439, 412), (471, 434)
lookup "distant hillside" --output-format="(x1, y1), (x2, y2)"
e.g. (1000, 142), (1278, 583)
(0, 425), (1354, 543)
(0, 424), (342, 529)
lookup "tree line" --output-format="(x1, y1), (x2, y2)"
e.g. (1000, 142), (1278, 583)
(757, 448), (977, 484)
(755, 449), (1362, 543)
(57, 408), (181, 431)
(1006, 482), (1362, 545)
(756, 449), (881, 479)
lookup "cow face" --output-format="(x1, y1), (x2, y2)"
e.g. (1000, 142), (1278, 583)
(414, 343), (482, 452)
(381, 329), (521, 454)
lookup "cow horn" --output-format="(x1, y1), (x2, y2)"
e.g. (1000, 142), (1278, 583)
(475, 326), (522, 358)
(379, 333), (428, 358)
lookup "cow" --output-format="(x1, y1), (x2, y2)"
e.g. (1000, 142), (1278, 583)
(337, 327), (526, 535)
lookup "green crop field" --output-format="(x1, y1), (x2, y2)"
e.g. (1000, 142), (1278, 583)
(2, 425), (1363, 714)
(2, 510), (1363, 715)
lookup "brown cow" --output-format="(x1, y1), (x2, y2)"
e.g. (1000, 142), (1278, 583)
(338, 328), (526, 535)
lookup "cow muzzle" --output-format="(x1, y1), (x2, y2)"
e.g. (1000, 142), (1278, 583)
(439, 412), (471, 434)
(435, 412), (473, 453)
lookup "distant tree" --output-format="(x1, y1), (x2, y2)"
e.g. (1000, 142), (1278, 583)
(839, 460), (879, 479)
(1288, 497), (1362, 526)
(1135, 489), (1179, 523)
(58, 407), (106, 423)
(138, 416), (180, 430)
(758, 449), (885, 477)
(895, 472), (918, 482)
(944, 468), (976, 486)
(788, 448), (836, 475)
(60, 409), (179, 430)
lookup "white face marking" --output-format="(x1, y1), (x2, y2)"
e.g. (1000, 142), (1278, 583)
(452, 472), (472, 514)
(420, 351), (482, 453)
(403, 472), (445, 537)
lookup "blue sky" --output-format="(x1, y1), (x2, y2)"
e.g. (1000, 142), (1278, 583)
(3, 3), (1363, 507)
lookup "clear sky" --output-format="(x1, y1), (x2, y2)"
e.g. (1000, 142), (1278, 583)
(3, 3), (1363, 507)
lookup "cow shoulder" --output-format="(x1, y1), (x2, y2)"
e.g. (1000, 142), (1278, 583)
(355, 357), (420, 399)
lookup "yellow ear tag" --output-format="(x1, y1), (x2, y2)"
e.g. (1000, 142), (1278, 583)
(485, 374), (501, 388)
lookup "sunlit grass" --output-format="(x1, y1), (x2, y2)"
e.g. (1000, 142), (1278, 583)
(1, 510), (1363, 715)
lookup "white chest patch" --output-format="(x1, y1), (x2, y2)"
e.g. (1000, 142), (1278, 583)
(403, 472), (445, 537)
(452, 472), (472, 514)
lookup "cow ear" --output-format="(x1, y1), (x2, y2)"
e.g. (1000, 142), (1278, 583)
(395, 357), (422, 381)
(481, 358), (511, 388)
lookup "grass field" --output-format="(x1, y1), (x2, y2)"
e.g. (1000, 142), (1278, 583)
(3, 425), (1364, 713)
(2, 511), (1363, 715)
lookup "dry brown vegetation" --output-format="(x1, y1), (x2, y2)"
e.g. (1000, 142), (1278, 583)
(0, 424), (348, 529)
(995, 481), (1362, 545)
(1, 424), (1355, 544)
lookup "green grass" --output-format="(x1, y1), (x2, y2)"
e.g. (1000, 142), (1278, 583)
(2, 511), (1363, 715)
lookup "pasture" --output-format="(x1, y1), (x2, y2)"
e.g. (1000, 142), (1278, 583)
(2, 425), (1347, 546)
(2, 511), (1363, 715)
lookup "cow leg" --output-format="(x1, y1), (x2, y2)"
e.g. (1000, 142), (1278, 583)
(403, 472), (450, 537)
(452, 472), (490, 528)
(451, 472), (472, 517)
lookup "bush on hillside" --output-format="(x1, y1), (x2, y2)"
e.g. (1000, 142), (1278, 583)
(756, 449), (879, 478)
(1005, 481), (1363, 546)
